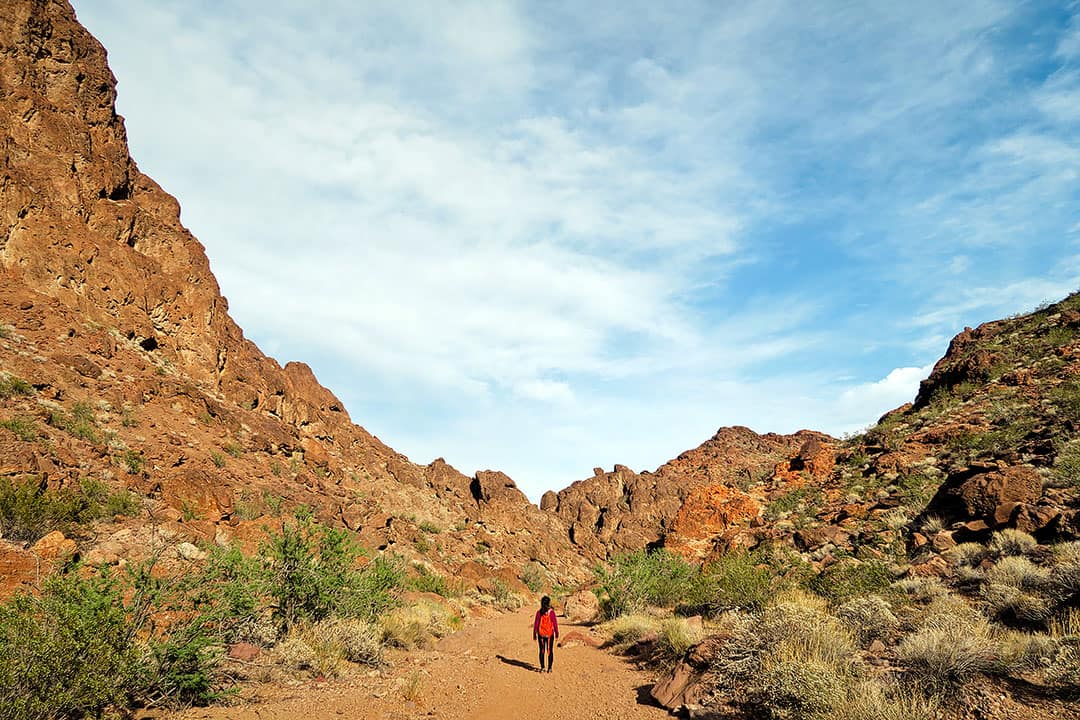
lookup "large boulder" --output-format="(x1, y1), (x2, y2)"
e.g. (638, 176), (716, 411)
(563, 589), (600, 623)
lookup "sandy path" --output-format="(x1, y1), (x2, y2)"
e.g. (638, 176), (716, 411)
(167, 609), (672, 720)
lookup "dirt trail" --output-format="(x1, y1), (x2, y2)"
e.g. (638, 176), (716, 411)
(167, 609), (672, 720)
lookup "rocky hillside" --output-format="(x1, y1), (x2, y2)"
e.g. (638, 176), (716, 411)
(543, 427), (832, 559)
(0, 0), (580, 596)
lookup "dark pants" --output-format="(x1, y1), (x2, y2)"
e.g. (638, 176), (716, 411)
(538, 635), (554, 670)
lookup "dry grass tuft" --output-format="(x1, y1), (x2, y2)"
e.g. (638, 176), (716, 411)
(897, 627), (998, 693)
(602, 613), (662, 648)
(829, 681), (941, 720)
(837, 595), (899, 645)
(987, 529), (1037, 558)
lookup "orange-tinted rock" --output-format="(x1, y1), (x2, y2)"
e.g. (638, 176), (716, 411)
(228, 642), (261, 662)
(30, 530), (77, 567)
(0, 542), (38, 600)
(667, 484), (761, 560)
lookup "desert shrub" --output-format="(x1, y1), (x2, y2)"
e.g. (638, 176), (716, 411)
(704, 596), (857, 720)
(987, 529), (1037, 557)
(594, 549), (697, 618)
(407, 565), (460, 597)
(490, 578), (523, 610)
(418, 520), (441, 534)
(0, 476), (139, 543)
(121, 449), (145, 475)
(758, 596), (856, 668)
(808, 560), (892, 605)
(146, 619), (223, 707)
(754, 652), (846, 720)
(652, 617), (705, 666)
(519, 562), (544, 593)
(997, 630), (1060, 673)
(271, 633), (320, 673)
(316, 617), (383, 665)
(0, 375), (33, 398)
(919, 515), (945, 535)
(274, 618), (385, 676)
(1053, 441), (1080, 487)
(262, 513), (400, 629)
(693, 549), (774, 613)
(380, 599), (461, 649)
(897, 627), (998, 693)
(983, 583), (1052, 625)
(1044, 637), (1080, 692)
(0, 415), (38, 441)
(602, 613), (661, 647)
(829, 682), (940, 720)
(910, 593), (988, 635)
(948, 542), (987, 568)
(0, 571), (146, 720)
(837, 595), (899, 644)
(891, 576), (948, 602)
(48, 400), (98, 442)
(985, 555), (1051, 589)
(187, 545), (264, 644)
(1050, 381), (1080, 425)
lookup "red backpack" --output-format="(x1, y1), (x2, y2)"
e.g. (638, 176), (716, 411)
(538, 610), (554, 638)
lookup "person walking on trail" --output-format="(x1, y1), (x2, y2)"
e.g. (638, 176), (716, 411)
(533, 595), (559, 673)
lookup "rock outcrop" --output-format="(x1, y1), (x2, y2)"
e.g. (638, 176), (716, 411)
(0, 0), (584, 593)
(546, 427), (830, 559)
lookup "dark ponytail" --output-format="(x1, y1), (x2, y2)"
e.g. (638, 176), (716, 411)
(540, 595), (551, 612)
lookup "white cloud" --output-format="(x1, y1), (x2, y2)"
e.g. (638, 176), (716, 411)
(837, 363), (935, 430)
(70, 1), (1080, 500)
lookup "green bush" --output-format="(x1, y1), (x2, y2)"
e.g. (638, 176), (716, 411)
(1050, 381), (1080, 425)
(693, 550), (775, 613)
(0, 416), (38, 441)
(47, 400), (99, 443)
(407, 565), (460, 597)
(0, 375), (33, 398)
(1053, 441), (1080, 488)
(147, 619), (223, 707)
(808, 560), (893, 605)
(0, 571), (145, 720)
(520, 562), (544, 593)
(262, 514), (368, 629)
(594, 549), (697, 618)
(0, 477), (139, 543)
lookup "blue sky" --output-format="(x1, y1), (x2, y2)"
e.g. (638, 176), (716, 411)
(73, 1), (1079, 500)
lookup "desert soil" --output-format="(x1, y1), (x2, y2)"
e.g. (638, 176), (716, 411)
(164, 609), (671, 720)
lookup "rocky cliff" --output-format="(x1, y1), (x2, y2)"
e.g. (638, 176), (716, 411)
(0, 0), (580, 595)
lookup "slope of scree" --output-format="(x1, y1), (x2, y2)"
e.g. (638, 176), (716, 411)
(0, 0), (583, 596)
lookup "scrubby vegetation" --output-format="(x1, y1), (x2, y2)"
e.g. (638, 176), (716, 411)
(0, 509), (471, 718)
(0, 476), (140, 543)
(592, 533), (1080, 718)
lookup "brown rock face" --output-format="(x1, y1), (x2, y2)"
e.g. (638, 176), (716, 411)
(0, 0), (586, 592)
(924, 466), (1042, 528)
(665, 484), (761, 560)
(545, 427), (829, 559)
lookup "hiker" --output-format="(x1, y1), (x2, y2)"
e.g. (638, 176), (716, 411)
(533, 595), (559, 673)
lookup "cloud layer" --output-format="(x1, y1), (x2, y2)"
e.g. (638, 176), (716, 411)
(74, 0), (1080, 499)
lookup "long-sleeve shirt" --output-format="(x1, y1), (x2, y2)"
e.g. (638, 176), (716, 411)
(533, 608), (559, 638)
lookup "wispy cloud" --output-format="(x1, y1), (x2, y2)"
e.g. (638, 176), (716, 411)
(73, 0), (1080, 499)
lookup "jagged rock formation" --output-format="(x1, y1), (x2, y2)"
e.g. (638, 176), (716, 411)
(0, 0), (581, 594)
(544, 427), (832, 559)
